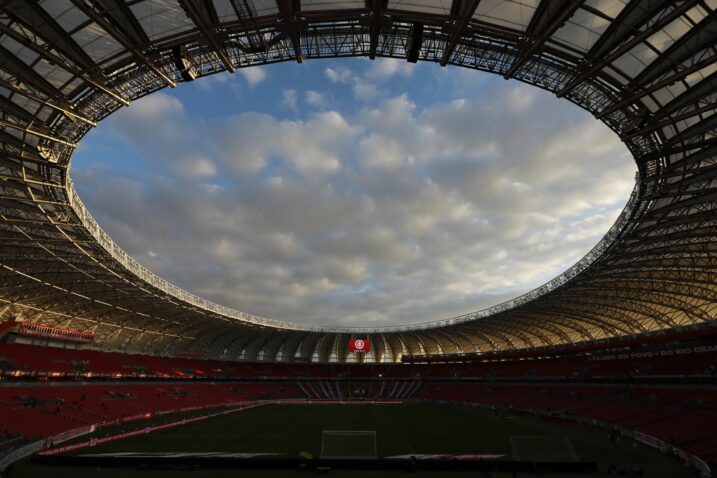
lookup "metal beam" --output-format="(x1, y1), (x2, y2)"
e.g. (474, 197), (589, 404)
(0, 77), (97, 126)
(598, 52), (717, 121)
(630, 10), (717, 88)
(365, 0), (389, 59)
(0, 118), (78, 148)
(664, 113), (717, 147)
(0, 95), (34, 124)
(556, 0), (700, 98)
(93, 0), (151, 45)
(4, 1), (98, 72)
(228, 0), (269, 55)
(276, 0), (304, 63)
(626, 105), (716, 142)
(503, 0), (584, 80)
(179, 0), (235, 72)
(652, 69), (717, 121)
(0, 20), (130, 107)
(70, 0), (177, 88)
(440, 0), (483, 66)
(0, 44), (58, 97)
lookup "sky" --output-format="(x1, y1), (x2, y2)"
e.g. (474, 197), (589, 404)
(70, 58), (636, 328)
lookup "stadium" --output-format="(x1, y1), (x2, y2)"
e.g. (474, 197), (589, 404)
(0, 0), (716, 476)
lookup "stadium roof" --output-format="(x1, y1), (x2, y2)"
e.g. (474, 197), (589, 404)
(0, 0), (716, 362)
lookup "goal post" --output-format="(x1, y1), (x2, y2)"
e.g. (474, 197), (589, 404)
(320, 430), (377, 459)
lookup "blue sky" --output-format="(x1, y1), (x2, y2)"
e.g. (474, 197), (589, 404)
(71, 58), (636, 327)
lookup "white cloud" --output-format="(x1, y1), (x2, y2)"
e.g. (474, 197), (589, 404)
(176, 157), (217, 179)
(194, 72), (231, 91)
(506, 85), (538, 111)
(281, 88), (299, 112)
(305, 90), (326, 108)
(123, 91), (184, 118)
(74, 79), (636, 328)
(352, 82), (379, 102)
(210, 110), (361, 177)
(324, 58), (416, 103)
(323, 64), (390, 103)
(99, 92), (216, 180)
(240, 67), (267, 86)
(324, 66), (352, 83)
(365, 58), (416, 79)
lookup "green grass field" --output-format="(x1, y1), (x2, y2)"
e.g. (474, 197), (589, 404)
(8, 403), (694, 477)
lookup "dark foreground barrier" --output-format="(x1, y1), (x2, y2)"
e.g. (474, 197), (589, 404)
(32, 452), (598, 474)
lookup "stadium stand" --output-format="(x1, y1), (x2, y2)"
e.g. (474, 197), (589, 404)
(1, 339), (716, 469)
(0, 381), (303, 442)
(5, 338), (717, 381)
(415, 382), (717, 464)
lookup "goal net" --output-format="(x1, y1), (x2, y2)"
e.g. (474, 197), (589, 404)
(320, 430), (377, 459)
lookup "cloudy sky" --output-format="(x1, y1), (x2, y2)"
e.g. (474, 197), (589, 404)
(71, 58), (636, 328)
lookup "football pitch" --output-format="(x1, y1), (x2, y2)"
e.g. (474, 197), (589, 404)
(9, 403), (693, 477)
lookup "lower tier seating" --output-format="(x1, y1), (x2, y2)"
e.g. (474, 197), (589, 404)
(0, 382), (302, 441)
(416, 382), (717, 465)
(1, 379), (716, 467)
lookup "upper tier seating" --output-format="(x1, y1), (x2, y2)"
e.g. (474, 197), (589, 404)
(2, 342), (717, 380)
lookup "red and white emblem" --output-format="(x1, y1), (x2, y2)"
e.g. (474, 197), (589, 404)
(349, 338), (370, 352)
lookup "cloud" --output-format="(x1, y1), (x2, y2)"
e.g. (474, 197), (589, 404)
(305, 90), (327, 108)
(207, 110), (361, 177)
(239, 67), (267, 86)
(324, 66), (352, 83)
(73, 78), (636, 328)
(98, 92), (218, 180)
(324, 63), (401, 102)
(365, 58), (416, 79)
(194, 72), (231, 91)
(352, 82), (379, 102)
(505, 85), (538, 111)
(281, 88), (299, 112)
(176, 157), (217, 179)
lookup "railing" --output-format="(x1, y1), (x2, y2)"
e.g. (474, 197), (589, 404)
(66, 178), (639, 334)
(0, 440), (44, 472)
